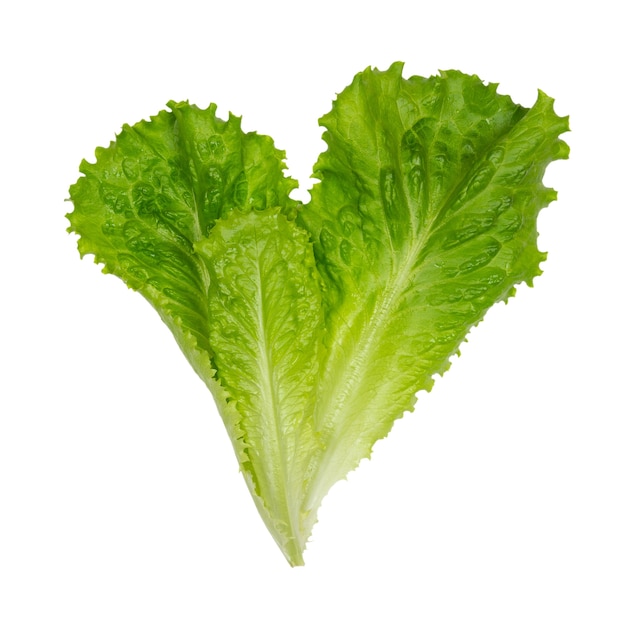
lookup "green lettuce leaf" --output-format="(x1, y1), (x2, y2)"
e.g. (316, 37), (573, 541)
(298, 63), (569, 514)
(195, 209), (324, 565)
(67, 65), (569, 565)
(67, 101), (312, 564)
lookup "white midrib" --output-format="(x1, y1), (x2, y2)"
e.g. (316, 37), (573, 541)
(303, 236), (427, 514)
(252, 235), (304, 562)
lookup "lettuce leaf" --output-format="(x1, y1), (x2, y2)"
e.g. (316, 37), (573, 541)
(298, 63), (569, 514)
(195, 209), (324, 565)
(67, 65), (569, 565)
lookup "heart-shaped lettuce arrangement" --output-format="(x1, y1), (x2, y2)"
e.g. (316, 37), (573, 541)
(67, 63), (569, 565)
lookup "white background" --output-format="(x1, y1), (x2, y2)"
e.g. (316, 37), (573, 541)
(1, 1), (624, 624)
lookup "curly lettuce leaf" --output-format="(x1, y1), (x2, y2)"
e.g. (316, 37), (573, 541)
(195, 209), (324, 565)
(299, 63), (569, 513)
(67, 103), (311, 563)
